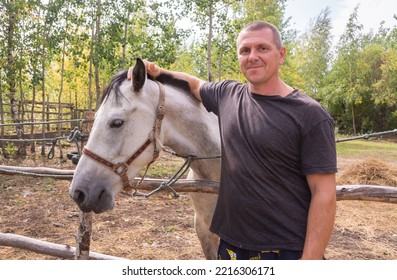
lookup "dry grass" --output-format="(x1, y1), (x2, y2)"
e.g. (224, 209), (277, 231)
(328, 200), (397, 259)
(337, 158), (397, 186)
(327, 156), (397, 259)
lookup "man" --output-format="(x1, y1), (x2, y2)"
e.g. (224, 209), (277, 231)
(129, 21), (337, 260)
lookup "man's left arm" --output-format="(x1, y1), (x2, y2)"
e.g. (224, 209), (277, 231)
(301, 173), (336, 260)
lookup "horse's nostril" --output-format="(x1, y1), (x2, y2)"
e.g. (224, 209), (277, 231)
(73, 189), (86, 205)
(98, 189), (105, 200)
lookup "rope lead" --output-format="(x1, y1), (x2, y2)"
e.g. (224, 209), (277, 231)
(47, 139), (58, 159)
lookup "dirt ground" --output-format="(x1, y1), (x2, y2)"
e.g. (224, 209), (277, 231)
(1, 146), (397, 260)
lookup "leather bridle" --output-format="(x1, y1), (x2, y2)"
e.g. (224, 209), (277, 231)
(82, 81), (165, 193)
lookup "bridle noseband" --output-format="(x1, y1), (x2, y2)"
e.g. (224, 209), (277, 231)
(82, 81), (165, 193)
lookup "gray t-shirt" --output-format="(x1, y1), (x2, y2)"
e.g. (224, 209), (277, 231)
(200, 80), (337, 251)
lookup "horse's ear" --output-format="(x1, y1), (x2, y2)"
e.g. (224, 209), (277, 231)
(132, 58), (146, 92)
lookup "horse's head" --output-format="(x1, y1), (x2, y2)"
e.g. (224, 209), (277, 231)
(69, 58), (165, 213)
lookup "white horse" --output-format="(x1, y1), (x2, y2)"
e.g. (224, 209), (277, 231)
(69, 58), (221, 259)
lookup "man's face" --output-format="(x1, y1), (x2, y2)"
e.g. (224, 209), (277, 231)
(237, 28), (286, 88)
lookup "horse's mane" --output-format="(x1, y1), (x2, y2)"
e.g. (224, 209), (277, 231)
(154, 73), (192, 96)
(101, 70), (195, 103)
(101, 70), (128, 103)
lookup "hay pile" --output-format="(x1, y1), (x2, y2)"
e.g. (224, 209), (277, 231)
(337, 158), (397, 186)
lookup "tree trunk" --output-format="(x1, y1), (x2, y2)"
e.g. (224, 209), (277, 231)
(88, 6), (95, 111)
(57, 4), (71, 160)
(57, 34), (66, 160)
(6, 0), (25, 156)
(30, 86), (36, 154)
(41, 18), (48, 156)
(351, 104), (357, 135)
(0, 73), (8, 158)
(121, 1), (131, 70)
(18, 68), (25, 123)
(217, 32), (225, 81)
(94, 0), (102, 110)
(206, 1), (213, 82)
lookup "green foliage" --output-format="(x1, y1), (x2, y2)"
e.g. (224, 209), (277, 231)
(2, 142), (17, 156)
(0, 0), (396, 137)
(293, 7), (332, 98)
(318, 5), (397, 134)
(374, 48), (397, 106)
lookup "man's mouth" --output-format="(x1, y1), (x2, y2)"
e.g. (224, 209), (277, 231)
(247, 63), (264, 69)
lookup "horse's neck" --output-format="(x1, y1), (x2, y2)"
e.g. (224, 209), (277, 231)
(162, 86), (221, 180)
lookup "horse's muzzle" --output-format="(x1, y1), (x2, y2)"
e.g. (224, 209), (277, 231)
(70, 184), (115, 214)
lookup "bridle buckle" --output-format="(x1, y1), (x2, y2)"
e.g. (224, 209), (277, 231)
(113, 162), (128, 175)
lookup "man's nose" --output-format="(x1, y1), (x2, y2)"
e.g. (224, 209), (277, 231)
(248, 49), (259, 61)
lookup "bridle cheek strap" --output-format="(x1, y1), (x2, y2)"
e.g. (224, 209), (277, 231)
(82, 81), (165, 193)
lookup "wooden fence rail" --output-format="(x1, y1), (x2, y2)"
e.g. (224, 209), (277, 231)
(0, 233), (126, 260)
(1, 165), (397, 203)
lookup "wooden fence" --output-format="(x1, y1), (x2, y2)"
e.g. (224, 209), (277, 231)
(0, 101), (92, 156)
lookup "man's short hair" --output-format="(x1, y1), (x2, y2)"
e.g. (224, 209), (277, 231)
(237, 21), (283, 49)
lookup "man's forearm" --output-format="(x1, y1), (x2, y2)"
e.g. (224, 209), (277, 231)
(156, 68), (204, 101)
(128, 61), (205, 101)
(301, 192), (336, 259)
(302, 173), (337, 260)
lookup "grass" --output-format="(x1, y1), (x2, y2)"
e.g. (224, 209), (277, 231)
(336, 138), (397, 161)
(140, 154), (186, 178)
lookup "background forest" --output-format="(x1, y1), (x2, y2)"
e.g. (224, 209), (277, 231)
(1, 0), (397, 141)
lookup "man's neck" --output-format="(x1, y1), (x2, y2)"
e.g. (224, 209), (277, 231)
(249, 80), (294, 97)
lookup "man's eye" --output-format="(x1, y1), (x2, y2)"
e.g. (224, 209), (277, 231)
(239, 48), (249, 55)
(110, 119), (124, 128)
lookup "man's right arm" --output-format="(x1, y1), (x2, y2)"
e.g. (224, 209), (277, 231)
(128, 61), (205, 101)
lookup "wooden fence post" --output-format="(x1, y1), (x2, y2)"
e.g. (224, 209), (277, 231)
(75, 212), (92, 260)
(81, 111), (94, 148)
(75, 111), (94, 260)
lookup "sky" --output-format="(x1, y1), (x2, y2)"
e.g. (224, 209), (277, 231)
(285, 0), (397, 39)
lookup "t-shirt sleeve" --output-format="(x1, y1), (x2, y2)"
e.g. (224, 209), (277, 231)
(200, 80), (238, 115)
(300, 118), (337, 175)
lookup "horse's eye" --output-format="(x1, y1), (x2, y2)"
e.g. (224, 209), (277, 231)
(110, 119), (124, 128)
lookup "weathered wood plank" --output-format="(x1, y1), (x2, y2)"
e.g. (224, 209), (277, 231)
(336, 185), (397, 203)
(0, 233), (126, 260)
(0, 165), (74, 179)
